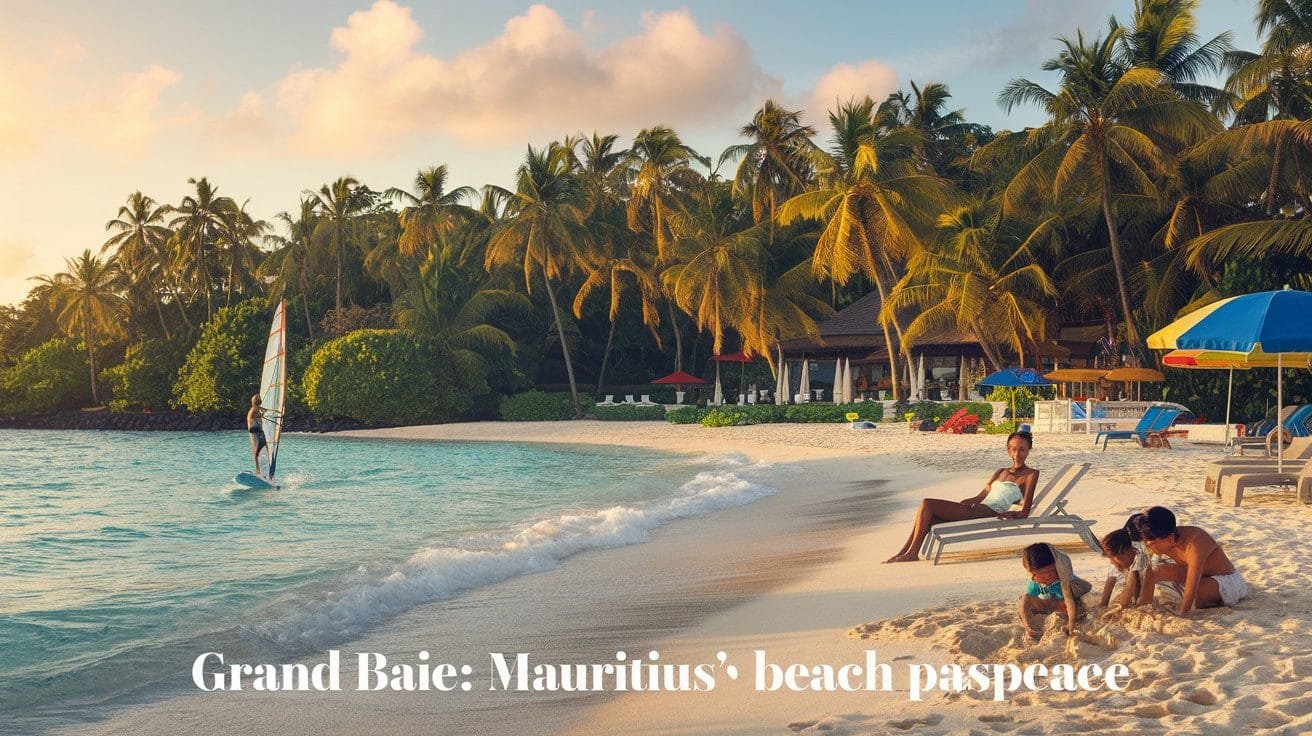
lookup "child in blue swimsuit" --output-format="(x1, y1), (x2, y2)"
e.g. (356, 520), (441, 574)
(1018, 542), (1092, 640)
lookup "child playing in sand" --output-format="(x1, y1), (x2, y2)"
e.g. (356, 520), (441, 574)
(1019, 542), (1092, 640)
(1135, 506), (1247, 615)
(1098, 529), (1143, 607)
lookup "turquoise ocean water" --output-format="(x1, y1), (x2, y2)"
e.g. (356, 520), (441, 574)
(0, 430), (774, 733)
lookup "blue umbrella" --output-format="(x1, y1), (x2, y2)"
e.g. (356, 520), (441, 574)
(1166, 288), (1312, 471)
(976, 368), (1053, 389)
(977, 368), (1052, 421)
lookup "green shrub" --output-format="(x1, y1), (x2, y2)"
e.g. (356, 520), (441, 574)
(701, 407), (752, 427)
(173, 299), (267, 413)
(499, 390), (575, 421)
(591, 404), (667, 421)
(891, 400), (990, 422)
(0, 337), (90, 413)
(783, 404), (845, 423)
(666, 406), (709, 424)
(836, 402), (884, 421)
(985, 386), (1051, 419)
(104, 339), (187, 412)
(304, 329), (482, 425)
(982, 420), (1019, 434)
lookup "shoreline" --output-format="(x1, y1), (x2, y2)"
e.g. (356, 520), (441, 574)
(49, 422), (1311, 734)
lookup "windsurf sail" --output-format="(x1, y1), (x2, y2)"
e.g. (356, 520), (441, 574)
(260, 299), (287, 479)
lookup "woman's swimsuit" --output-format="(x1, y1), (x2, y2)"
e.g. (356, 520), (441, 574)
(981, 480), (1022, 513)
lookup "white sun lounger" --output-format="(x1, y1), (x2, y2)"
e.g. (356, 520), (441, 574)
(919, 462), (1097, 564)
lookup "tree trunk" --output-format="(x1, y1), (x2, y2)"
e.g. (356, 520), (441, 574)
(877, 249), (913, 375)
(1266, 133), (1286, 216)
(84, 308), (98, 405)
(199, 236), (214, 321)
(869, 268), (901, 401)
(152, 285), (171, 339)
(596, 316), (617, 397)
(1099, 152), (1140, 350)
(543, 268), (582, 418)
(298, 266), (315, 340)
(335, 228), (345, 313)
(667, 300), (684, 372)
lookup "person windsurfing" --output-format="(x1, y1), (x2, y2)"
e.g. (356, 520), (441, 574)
(247, 394), (270, 477)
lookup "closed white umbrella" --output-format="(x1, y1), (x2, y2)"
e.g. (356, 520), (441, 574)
(799, 359), (811, 402)
(916, 354), (926, 400)
(774, 346), (785, 404)
(833, 358), (844, 404)
(778, 359), (790, 405)
(844, 357), (854, 404)
(713, 362), (723, 406)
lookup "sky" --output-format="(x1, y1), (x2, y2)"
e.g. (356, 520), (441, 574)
(0, 0), (1259, 307)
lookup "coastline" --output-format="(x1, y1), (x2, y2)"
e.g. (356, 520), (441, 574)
(52, 421), (1312, 734)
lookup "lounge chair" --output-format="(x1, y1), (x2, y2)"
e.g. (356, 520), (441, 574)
(936, 408), (980, 434)
(1095, 406), (1181, 451)
(1232, 405), (1312, 455)
(1202, 436), (1312, 495)
(638, 394), (655, 405)
(596, 394), (616, 407)
(919, 463), (1098, 564)
(1217, 460), (1312, 507)
(623, 395), (638, 405)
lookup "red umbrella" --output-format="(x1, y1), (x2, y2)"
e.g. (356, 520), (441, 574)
(652, 370), (709, 385)
(710, 351), (753, 363)
(711, 352), (755, 402)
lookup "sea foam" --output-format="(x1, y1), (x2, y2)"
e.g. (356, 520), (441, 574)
(253, 455), (777, 649)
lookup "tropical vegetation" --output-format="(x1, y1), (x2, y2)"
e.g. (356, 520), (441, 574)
(2, 0), (1309, 426)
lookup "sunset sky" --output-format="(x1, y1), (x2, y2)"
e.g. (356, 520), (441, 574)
(0, 0), (1257, 306)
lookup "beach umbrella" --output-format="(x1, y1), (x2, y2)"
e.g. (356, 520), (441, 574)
(834, 358), (846, 404)
(1149, 289), (1312, 471)
(652, 370), (709, 405)
(916, 354), (926, 400)
(777, 358), (790, 405)
(843, 357), (854, 404)
(799, 359), (811, 402)
(1162, 348), (1312, 446)
(712, 363), (724, 406)
(1044, 368), (1109, 401)
(712, 351), (753, 402)
(1103, 367), (1164, 402)
(976, 368), (1053, 421)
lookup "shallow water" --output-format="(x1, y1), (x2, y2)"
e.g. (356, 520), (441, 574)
(0, 430), (774, 732)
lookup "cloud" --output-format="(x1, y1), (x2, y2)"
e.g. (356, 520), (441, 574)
(73, 65), (184, 160)
(255, 1), (776, 154)
(805, 61), (899, 123)
(0, 34), (185, 163)
(0, 240), (35, 276)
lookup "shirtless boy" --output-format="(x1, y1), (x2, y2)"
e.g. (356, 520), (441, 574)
(1135, 506), (1247, 615)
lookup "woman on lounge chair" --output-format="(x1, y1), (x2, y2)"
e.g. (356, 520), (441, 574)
(884, 431), (1038, 563)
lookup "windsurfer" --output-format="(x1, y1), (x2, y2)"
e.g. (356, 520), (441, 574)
(247, 394), (269, 477)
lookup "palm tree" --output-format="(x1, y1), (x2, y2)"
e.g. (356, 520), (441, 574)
(626, 125), (705, 371)
(567, 133), (660, 394)
(30, 250), (126, 404)
(718, 100), (817, 224)
(168, 177), (235, 320)
(879, 81), (990, 178)
(387, 165), (478, 259)
(886, 200), (1057, 371)
(1118, 0), (1233, 108)
(484, 144), (591, 418)
(217, 201), (268, 306)
(102, 191), (179, 337)
(396, 240), (530, 384)
(778, 97), (949, 400)
(991, 25), (1220, 350)
(263, 199), (322, 339)
(312, 176), (366, 313)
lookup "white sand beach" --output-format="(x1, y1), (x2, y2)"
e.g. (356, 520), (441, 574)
(62, 421), (1311, 735)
